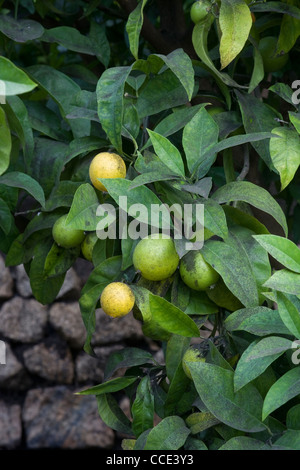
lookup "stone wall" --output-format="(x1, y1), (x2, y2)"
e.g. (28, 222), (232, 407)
(0, 254), (158, 450)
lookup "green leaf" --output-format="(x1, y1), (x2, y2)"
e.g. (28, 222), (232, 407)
(0, 57), (37, 95)
(126, 0), (148, 60)
(43, 243), (80, 278)
(147, 129), (185, 177)
(269, 127), (300, 191)
(225, 306), (291, 337)
(0, 198), (12, 234)
(166, 335), (190, 383)
(276, 8), (300, 55)
(251, 1), (300, 20)
(77, 376), (138, 396)
(0, 171), (45, 208)
(65, 183), (101, 231)
(186, 412), (220, 434)
(97, 394), (132, 435)
(0, 107), (11, 176)
(149, 294), (200, 338)
(129, 171), (178, 189)
(253, 234), (300, 273)
(89, 20), (110, 68)
(203, 200), (229, 240)
(234, 336), (294, 392)
(276, 292), (300, 339)
(0, 15), (44, 42)
(131, 376), (154, 437)
(201, 239), (259, 308)
(135, 68), (192, 119)
(236, 90), (280, 169)
(212, 181), (288, 236)
(29, 239), (66, 305)
(188, 362), (266, 433)
(263, 269), (300, 295)
(262, 367), (300, 420)
(104, 347), (154, 380)
(164, 362), (191, 416)
(219, 0), (252, 69)
(101, 178), (171, 229)
(96, 66), (132, 152)
(42, 26), (96, 55)
(154, 49), (195, 102)
(4, 95), (34, 160)
(148, 104), (207, 148)
(272, 430), (300, 450)
(29, 138), (69, 199)
(143, 416), (190, 450)
(218, 436), (269, 450)
(248, 43), (264, 94)
(286, 404), (300, 430)
(182, 107), (219, 175)
(228, 227), (271, 304)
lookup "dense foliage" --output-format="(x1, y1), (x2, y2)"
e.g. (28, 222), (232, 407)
(1, 0), (300, 450)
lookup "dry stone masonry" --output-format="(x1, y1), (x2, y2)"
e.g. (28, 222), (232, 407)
(0, 254), (149, 449)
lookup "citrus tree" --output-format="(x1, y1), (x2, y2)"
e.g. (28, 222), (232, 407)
(1, 0), (300, 450)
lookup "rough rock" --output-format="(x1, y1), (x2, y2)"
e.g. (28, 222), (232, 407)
(0, 342), (31, 389)
(22, 386), (115, 449)
(0, 255), (14, 299)
(23, 335), (74, 383)
(56, 268), (81, 300)
(75, 344), (124, 383)
(0, 297), (48, 343)
(13, 264), (32, 298)
(0, 401), (22, 449)
(91, 310), (143, 346)
(49, 301), (86, 349)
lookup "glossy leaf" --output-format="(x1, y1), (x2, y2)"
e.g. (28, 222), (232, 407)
(262, 367), (300, 420)
(65, 183), (101, 231)
(77, 376), (138, 396)
(182, 107), (219, 175)
(219, 0), (252, 69)
(218, 436), (269, 450)
(0, 107), (11, 176)
(212, 181), (288, 236)
(225, 306), (291, 337)
(0, 15), (44, 42)
(263, 269), (300, 295)
(234, 336), (293, 391)
(201, 239), (259, 307)
(97, 394), (132, 435)
(188, 362), (266, 433)
(269, 127), (300, 191)
(126, 0), (148, 60)
(276, 292), (300, 339)
(104, 347), (154, 380)
(131, 376), (154, 437)
(0, 171), (45, 207)
(147, 129), (185, 177)
(253, 234), (300, 273)
(143, 416), (190, 450)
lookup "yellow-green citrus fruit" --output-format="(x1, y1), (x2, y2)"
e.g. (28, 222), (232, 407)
(81, 231), (98, 262)
(190, 0), (211, 24)
(52, 214), (85, 249)
(100, 282), (135, 318)
(258, 36), (289, 73)
(179, 250), (219, 291)
(206, 278), (243, 311)
(89, 152), (127, 192)
(182, 347), (206, 379)
(132, 233), (180, 281)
